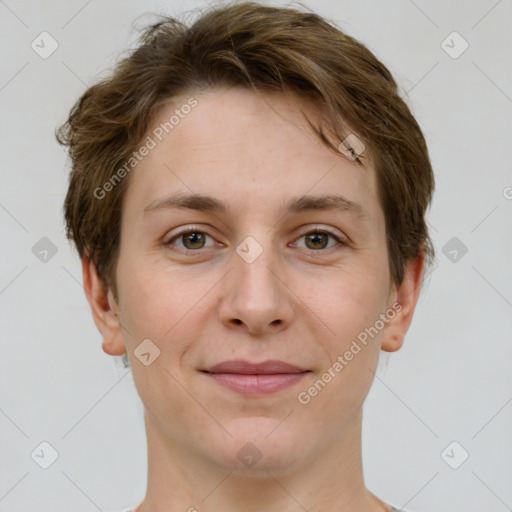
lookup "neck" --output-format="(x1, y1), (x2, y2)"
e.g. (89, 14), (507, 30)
(134, 408), (392, 512)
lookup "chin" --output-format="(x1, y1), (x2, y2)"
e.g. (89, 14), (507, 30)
(209, 416), (309, 475)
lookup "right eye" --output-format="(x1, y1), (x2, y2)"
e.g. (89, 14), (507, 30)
(166, 229), (218, 252)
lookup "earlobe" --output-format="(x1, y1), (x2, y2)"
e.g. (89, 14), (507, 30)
(381, 254), (425, 353)
(82, 257), (126, 356)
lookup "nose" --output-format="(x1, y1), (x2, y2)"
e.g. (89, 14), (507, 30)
(218, 239), (294, 336)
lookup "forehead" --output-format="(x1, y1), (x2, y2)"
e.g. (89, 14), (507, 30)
(122, 86), (381, 227)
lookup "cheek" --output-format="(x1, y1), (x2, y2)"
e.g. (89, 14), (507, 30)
(305, 280), (385, 422)
(319, 267), (389, 348)
(118, 262), (218, 361)
(119, 270), (203, 420)
(316, 270), (389, 401)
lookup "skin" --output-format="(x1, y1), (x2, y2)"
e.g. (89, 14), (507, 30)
(83, 86), (424, 512)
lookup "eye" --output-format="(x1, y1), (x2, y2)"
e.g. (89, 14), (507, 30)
(293, 229), (345, 251)
(166, 229), (217, 251)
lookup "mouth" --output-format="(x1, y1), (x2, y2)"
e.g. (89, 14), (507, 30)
(201, 359), (311, 395)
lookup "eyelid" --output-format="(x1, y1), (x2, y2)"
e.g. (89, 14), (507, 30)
(294, 223), (347, 241)
(295, 224), (345, 239)
(166, 224), (203, 240)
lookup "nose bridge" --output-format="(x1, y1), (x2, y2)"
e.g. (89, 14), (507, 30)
(241, 238), (276, 281)
(219, 232), (293, 333)
(233, 233), (281, 300)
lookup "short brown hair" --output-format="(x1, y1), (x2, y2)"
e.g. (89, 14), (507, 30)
(56, 1), (435, 299)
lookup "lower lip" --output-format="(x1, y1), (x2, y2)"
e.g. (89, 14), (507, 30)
(204, 372), (309, 395)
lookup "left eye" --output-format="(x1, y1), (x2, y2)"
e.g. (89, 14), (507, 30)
(167, 231), (217, 250)
(294, 230), (343, 250)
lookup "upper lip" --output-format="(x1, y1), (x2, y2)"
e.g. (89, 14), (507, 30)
(203, 359), (309, 375)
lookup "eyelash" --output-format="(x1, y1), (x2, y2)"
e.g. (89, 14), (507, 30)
(165, 227), (346, 254)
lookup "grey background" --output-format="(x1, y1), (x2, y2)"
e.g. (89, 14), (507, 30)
(1, 0), (511, 511)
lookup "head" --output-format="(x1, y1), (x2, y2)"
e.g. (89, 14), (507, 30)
(57, 1), (434, 475)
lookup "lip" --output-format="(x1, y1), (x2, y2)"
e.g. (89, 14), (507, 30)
(201, 359), (310, 395)
(205, 359), (308, 374)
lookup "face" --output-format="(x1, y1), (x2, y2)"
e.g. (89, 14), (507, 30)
(90, 86), (421, 475)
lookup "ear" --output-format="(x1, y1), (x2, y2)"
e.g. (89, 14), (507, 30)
(381, 253), (425, 352)
(82, 257), (126, 356)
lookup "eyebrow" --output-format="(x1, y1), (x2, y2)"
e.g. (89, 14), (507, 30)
(143, 192), (370, 221)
